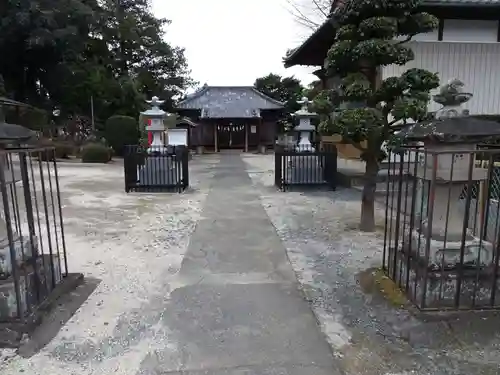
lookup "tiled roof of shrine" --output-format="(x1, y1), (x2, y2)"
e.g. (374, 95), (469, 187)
(177, 86), (283, 118)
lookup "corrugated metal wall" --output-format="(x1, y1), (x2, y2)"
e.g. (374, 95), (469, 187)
(383, 42), (500, 115)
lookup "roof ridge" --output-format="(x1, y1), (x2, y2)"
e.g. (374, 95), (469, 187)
(178, 86), (285, 107)
(202, 85), (254, 88)
(178, 85), (209, 106)
(176, 86), (284, 116)
(250, 87), (285, 106)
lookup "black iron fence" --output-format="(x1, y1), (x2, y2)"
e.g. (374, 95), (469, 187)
(124, 145), (189, 193)
(383, 145), (500, 311)
(274, 143), (337, 191)
(0, 146), (68, 324)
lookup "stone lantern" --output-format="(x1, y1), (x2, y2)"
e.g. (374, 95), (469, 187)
(402, 79), (500, 269)
(0, 121), (37, 313)
(137, 97), (182, 187)
(293, 97), (317, 152)
(141, 96), (168, 154)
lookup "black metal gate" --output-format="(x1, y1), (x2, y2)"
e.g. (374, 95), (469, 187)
(124, 145), (189, 193)
(274, 144), (337, 191)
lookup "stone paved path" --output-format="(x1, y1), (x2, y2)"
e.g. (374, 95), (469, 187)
(138, 153), (341, 374)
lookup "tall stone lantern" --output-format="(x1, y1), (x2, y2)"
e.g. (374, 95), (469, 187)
(402, 79), (500, 270)
(293, 97), (317, 152)
(141, 96), (168, 154)
(0, 121), (37, 318)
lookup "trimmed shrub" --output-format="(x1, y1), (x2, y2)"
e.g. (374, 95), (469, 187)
(36, 138), (76, 160)
(80, 143), (112, 163)
(104, 115), (140, 156)
(54, 141), (74, 159)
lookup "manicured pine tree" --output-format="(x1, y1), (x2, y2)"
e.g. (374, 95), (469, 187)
(314, 0), (441, 231)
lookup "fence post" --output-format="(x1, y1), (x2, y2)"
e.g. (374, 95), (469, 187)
(123, 146), (132, 193)
(331, 146), (337, 190)
(181, 146), (189, 190)
(275, 146), (282, 190)
(19, 152), (42, 301)
(323, 144), (337, 190)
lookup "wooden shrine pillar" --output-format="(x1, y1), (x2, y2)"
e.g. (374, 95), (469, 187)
(257, 117), (265, 153)
(244, 124), (249, 152)
(214, 123), (218, 152)
(256, 119), (260, 151)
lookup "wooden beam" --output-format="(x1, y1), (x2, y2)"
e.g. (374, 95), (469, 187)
(259, 117), (264, 153)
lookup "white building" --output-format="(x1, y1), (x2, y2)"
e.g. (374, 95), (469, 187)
(284, 0), (500, 116)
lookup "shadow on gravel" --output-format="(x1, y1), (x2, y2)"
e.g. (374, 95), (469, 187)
(18, 277), (101, 358)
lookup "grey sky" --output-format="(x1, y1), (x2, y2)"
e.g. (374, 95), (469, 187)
(151, 0), (319, 89)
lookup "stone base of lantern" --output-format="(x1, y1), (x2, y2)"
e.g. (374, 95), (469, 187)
(408, 227), (494, 268)
(389, 246), (500, 310)
(0, 235), (38, 278)
(0, 254), (62, 320)
(0, 271), (83, 347)
(387, 230), (499, 309)
(147, 145), (168, 154)
(296, 143), (315, 152)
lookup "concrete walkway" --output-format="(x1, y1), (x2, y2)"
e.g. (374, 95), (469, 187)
(140, 153), (340, 374)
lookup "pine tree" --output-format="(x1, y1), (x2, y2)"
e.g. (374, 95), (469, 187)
(314, 0), (441, 231)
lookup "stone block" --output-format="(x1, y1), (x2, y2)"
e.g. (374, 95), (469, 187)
(0, 276), (27, 319)
(0, 254), (62, 320)
(389, 246), (500, 309)
(0, 235), (38, 279)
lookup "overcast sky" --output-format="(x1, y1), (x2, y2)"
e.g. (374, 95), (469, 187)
(151, 0), (319, 90)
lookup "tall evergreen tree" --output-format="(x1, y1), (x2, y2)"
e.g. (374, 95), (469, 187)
(254, 73), (304, 131)
(0, 0), (193, 123)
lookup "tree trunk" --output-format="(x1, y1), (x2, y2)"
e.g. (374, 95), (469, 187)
(360, 157), (379, 232)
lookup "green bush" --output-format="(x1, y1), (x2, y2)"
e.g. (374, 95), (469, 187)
(36, 138), (76, 160)
(80, 143), (112, 163)
(104, 115), (140, 156)
(54, 141), (74, 158)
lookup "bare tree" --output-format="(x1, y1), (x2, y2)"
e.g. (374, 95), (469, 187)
(285, 0), (333, 31)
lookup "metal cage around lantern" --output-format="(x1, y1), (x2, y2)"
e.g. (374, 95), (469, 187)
(383, 145), (500, 312)
(382, 79), (500, 312)
(0, 146), (69, 338)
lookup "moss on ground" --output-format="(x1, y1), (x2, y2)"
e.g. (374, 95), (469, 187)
(358, 268), (409, 308)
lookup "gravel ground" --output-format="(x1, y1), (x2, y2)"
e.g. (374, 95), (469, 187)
(3, 152), (500, 375)
(243, 153), (500, 375)
(0, 155), (218, 374)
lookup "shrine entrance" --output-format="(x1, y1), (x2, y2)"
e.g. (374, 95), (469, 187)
(216, 124), (246, 150)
